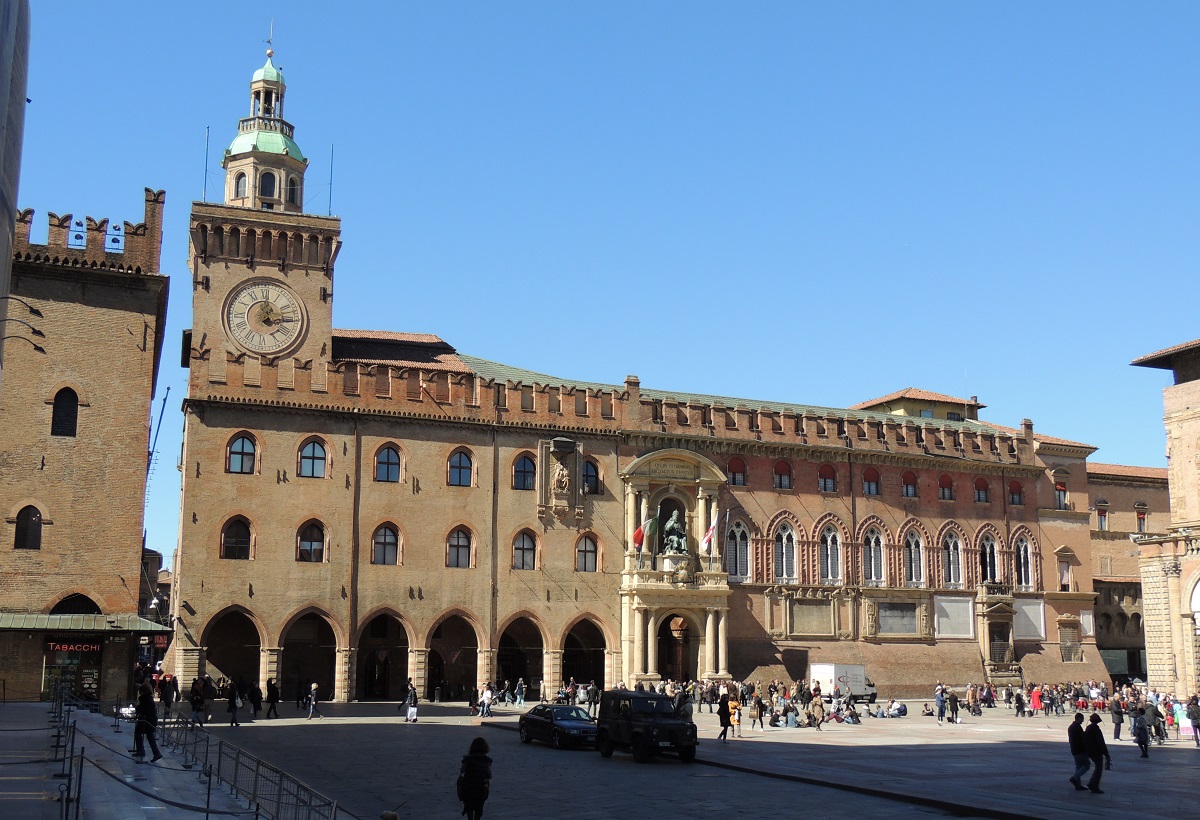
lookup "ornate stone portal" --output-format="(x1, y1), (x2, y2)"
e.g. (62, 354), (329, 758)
(618, 449), (731, 684)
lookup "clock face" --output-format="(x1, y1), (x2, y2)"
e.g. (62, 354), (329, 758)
(223, 279), (307, 356)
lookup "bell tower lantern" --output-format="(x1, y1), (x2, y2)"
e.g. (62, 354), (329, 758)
(223, 50), (308, 213)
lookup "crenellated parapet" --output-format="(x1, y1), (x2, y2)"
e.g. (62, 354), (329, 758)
(13, 187), (165, 275)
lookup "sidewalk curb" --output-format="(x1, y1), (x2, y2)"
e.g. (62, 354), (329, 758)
(482, 720), (1038, 820)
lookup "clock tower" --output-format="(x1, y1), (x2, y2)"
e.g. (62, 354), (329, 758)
(185, 50), (341, 390)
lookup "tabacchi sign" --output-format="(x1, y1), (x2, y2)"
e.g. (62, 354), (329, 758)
(45, 641), (101, 653)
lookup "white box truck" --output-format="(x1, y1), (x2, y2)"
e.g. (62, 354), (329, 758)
(809, 663), (877, 703)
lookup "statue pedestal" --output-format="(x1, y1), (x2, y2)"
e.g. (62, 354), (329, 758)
(660, 554), (689, 574)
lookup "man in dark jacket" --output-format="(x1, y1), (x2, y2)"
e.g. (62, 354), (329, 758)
(1067, 713), (1089, 790)
(131, 683), (163, 762)
(1083, 713), (1111, 793)
(1187, 696), (1200, 747)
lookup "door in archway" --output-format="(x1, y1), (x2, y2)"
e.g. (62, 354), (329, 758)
(562, 619), (606, 688)
(656, 615), (696, 683)
(357, 614), (409, 700)
(426, 616), (477, 700)
(280, 613), (337, 704)
(204, 611), (261, 688)
(498, 618), (543, 697)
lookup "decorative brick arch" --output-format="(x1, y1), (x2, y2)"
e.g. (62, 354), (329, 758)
(275, 605), (347, 649)
(809, 512), (851, 543)
(43, 588), (103, 615)
(896, 518), (934, 587)
(420, 607), (487, 648)
(855, 514), (891, 545)
(497, 610), (552, 648)
(557, 612), (615, 652)
(354, 606), (416, 645)
(200, 604), (269, 647)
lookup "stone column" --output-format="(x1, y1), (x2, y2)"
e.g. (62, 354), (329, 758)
(710, 496), (721, 566)
(259, 647), (281, 691)
(697, 487), (709, 550)
(543, 649), (563, 698)
(1165, 561), (1185, 693)
(704, 608), (717, 678)
(476, 648), (496, 690)
(633, 607), (646, 677)
(408, 648), (430, 699)
(625, 484), (637, 558)
(646, 611), (659, 678)
(175, 646), (203, 683)
(718, 608), (729, 677)
(334, 648), (355, 703)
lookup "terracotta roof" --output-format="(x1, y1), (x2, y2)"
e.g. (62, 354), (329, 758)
(850, 387), (984, 411)
(1131, 338), (1200, 369)
(332, 329), (447, 345)
(982, 422), (1095, 451)
(1086, 462), (1168, 481)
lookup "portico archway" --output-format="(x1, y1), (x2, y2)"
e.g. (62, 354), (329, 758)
(202, 609), (261, 685)
(357, 613), (410, 700)
(497, 617), (543, 694)
(280, 612), (337, 704)
(656, 613), (699, 683)
(563, 618), (606, 687)
(426, 615), (478, 700)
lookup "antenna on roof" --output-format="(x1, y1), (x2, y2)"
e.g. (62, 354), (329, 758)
(201, 126), (209, 202)
(328, 144), (334, 216)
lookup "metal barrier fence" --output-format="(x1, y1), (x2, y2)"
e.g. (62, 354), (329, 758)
(214, 740), (338, 820)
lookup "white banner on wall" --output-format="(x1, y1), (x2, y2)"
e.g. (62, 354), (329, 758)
(934, 596), (975, 638)
(1014, 599), (1046, 640)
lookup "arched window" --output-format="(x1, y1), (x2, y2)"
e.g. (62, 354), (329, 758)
(513, 531), (536, 570)
(902, 471), (918, 498)
(942, 532), (962, 588)
(227, 435), (256, 474)
(372, 525), (399, 565)
(938, 474), (954, 501)
(904, 531), (924, 587)
(14, 505), (42, 549)
(576, 535), (598, 572)
(773, 461), (792, 490)
(287, 176), (299, 205)
(863, 527), (884, 586)
(299, 440), (326, 478)
(51, 388), (79, 437)
(862, 467), (881, 496)
(220, 519), (251, 560)
(235, 173), (247, 198)
(1008, 480), (1024, 505)
(449, 452), (472, 487)
(375, 446), (401, 482)
(819, 525), (840, 583)
(818, 464), (837, 493)
(447, 528), (472, 568)
(774, 523), (796, 580)
(513, 456), (536, 490)
(259, 171), (276, 198)
(728, 457), (746, 486)
(582, 460), (600, 495)
(298, 522), (324, 562)
(980, 533), (999, 582)
(974, 477), (990, 503)
(726, 521), (750, 579)
(1014, 535), (1034, 590)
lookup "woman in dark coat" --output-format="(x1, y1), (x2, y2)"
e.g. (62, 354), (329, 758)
(265, 678), (280, 719)
(716, 693), (731, 742)
(1110, 697), (1124, 741)
(459, 736), (492, 820)
(226, 681), (240, 727)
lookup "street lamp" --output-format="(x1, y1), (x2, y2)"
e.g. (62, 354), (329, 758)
(1, 335), (45, 354)
(0, 295), (43, 318)
(0, 318), (44, 337)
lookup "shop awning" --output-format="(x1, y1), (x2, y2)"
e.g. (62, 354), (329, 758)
(0, 613), (172, 633)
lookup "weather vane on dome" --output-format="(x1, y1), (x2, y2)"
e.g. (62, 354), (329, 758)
(264, 18), (274, 58)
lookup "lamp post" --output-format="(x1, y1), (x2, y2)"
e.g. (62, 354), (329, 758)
(1, 335), (45, 354)
(0, 318), (44, 337)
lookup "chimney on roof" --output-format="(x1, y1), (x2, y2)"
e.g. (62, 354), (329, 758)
(1021, 418), (1034, 442)
(970, 396), (978, 405)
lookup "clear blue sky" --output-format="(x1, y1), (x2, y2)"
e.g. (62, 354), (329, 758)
(19, 3), (1197, 561)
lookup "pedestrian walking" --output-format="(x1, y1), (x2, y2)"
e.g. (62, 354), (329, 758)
(1132, 707), (1151, 758)
(265, 678), (280, 719)
(249, 681), (263, 719)
(729, 693), (742, 737)
(716, 694), (731, 741)
(1068, 713), (1089, 790)
(202, 675), (217, 723)
(935, 688), (946, 724)
(1110, 698), (1124, 740)
(404, 679), (418, 722)
(515, 678), (526, 708)
(1083, 714), (1111, 793)
(457, 736), (492, 820)
(947, 690), (960, 724)
(1188, 696), (1200, 747)
(307, 682), (324, 720)
(227, 681), (241, 727)
(130, 682), (164, 762)
(811, 695), (825, 731)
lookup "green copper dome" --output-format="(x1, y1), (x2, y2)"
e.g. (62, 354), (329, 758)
(227, 130), (306, 163)
(252, 56), (284, 85)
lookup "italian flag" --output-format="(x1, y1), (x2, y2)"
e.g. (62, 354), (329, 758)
(633, 514), (657, 552)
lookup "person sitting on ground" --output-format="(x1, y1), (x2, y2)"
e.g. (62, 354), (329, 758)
(921, 702), (934, 717)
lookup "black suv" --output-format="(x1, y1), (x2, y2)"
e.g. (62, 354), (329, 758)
(595, 690), (697, 763)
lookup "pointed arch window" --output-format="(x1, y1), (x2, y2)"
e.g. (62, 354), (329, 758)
(449, 451), (473, 487)
(14, 505), (42, 550)
(980, 533), (999, 582)
(582, 460), (600, 495)
(234, 173), (247, 199)
(863, 527), (884, 586)
(375, 446), (401, 482)
(576, 535), (598, 572)
(513, 455), (536, 491)
(299, 440), (327, 478)
(726, 521), (750, 580)
(1014, 535), (1034, 591)
(941, 532), (962, 588)
(774, 523), (796, 581)
(513, 531), (536, 570)
(447, 527), (472, 568)
(298, 522), (325, 562)
(220, 519), (251, 560)
(372, 525), (399, 565)
(227, 435), (256, 474)
(904, 531), (924, 587)
(819, 525), (841, 584)
(51, 388), (79, 437)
